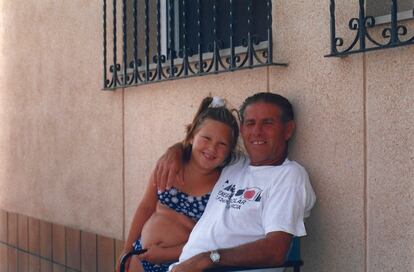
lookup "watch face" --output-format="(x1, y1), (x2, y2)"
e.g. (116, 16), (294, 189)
(210, 251), (220, 263)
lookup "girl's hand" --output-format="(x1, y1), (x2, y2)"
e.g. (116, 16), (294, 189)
(150, 143), (184, 191)
(137, 243), (169, 264)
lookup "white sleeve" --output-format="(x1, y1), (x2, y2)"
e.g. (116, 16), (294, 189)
(261, 168), (314, 237)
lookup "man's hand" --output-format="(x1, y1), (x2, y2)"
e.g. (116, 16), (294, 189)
(170, 253), (212, 272)
(150, 143), (184, 191)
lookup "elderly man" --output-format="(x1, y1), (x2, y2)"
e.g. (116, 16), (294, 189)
(154, 92), (316, 272)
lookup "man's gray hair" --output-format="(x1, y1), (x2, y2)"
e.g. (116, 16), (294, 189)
(239, 92), (294, 123)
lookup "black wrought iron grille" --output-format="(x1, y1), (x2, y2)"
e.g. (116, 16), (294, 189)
(102, 0), (285, 90)
(325, 0), (414, 57)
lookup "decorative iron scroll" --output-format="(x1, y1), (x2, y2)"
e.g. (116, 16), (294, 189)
(325, 0), (414, 57)
(102, 0), (286, 90)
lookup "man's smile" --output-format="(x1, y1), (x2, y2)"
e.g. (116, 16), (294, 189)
(251, 140), (266, 145)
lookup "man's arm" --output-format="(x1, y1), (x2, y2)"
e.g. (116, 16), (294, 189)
(170, 231), (292, 272)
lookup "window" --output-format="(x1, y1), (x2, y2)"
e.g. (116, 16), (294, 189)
(325, 0), (414, 57)
(366, 0), (414, 24)
(102, 0), (284, 89)
(173, 0), (268, 56)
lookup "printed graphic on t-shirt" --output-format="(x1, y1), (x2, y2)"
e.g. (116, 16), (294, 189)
(215, 181), (263, 210)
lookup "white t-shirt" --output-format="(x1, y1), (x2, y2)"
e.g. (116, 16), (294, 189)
(174, 156), (316, 269)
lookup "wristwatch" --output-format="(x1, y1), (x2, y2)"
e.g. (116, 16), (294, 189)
(209, 250), (221, 264)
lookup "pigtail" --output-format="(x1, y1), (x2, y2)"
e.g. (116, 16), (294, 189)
(185, 97), (213, 135)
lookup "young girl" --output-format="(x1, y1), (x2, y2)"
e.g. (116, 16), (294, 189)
(117, 97), (239, 272)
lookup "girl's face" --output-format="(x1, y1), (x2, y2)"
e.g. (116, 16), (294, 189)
(190, 119), (233, 172)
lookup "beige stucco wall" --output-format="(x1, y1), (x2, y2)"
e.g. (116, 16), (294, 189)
(0, 0), (124, 238)
(272, 1), (366, 271)
(0, 0), (413, 271)
(366, 47), (414, 271)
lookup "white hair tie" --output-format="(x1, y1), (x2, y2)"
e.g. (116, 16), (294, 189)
(210, 96), (225, 108)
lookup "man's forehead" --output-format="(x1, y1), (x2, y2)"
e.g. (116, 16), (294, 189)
(243, 102), (282, 119)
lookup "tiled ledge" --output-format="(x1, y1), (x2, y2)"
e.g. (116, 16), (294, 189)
(0, 209), (124, 272)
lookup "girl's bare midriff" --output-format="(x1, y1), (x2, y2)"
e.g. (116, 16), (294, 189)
(140, 203), (195, 248)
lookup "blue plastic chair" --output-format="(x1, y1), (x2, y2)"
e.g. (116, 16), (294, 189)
(120, 237), (303, 272)
(120, 248), (147, 272)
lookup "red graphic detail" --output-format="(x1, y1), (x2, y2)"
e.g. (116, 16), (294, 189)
(243, 190), (256, 200)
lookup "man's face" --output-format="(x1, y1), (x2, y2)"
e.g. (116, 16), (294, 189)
(240, 102), (295, 166)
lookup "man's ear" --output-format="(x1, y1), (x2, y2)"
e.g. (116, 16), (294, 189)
(284, 121), (295, 141)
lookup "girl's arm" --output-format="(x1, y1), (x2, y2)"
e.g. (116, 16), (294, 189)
(123, 180), (158, 252)
(116, 180), (158, 272)
(150, 143), (184, 191)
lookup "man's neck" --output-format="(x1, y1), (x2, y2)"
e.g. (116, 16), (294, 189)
(249, 150), (288, 167)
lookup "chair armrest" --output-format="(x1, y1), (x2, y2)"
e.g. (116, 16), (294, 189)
(120, 248), (147, 272)
(203, 260), (303, 271)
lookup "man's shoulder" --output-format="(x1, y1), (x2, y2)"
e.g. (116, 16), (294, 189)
(282, 159), (308, 175)
(271, 159), (310, 187)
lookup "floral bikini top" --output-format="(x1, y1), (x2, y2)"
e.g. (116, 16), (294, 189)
(157, 187), (210, 221)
